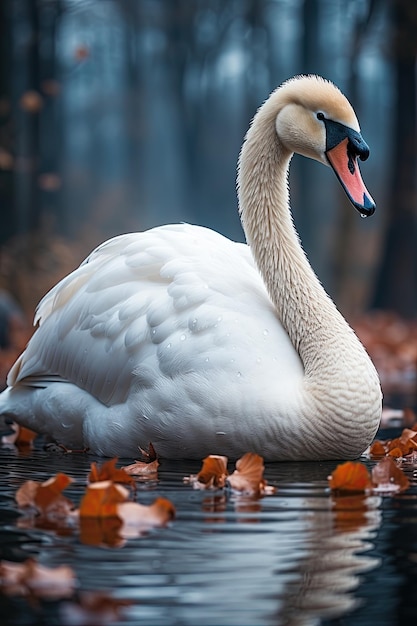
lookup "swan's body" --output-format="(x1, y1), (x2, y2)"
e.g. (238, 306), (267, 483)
(0, 75), (382, 460)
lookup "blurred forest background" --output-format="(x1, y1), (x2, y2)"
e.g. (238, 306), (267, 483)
(0, 0), (417, 403)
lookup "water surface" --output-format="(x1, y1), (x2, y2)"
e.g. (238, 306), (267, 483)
(0, 431), (416, 625)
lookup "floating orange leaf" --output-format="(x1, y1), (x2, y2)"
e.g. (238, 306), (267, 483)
(328, 461), (372, 493)
(369, 424), (417, 460)
(0, 423), (36, 447)
(387, 446), (404, 459)
(15, 480), (39, 509)
(79, 480), (129, 519)
(371, 457), (410, 493)
(15, 473), (74, 517)
(369, 440), (387, 458)
(15, 426), (37, 447)
(227, 452), (275, 496)
(0, 558), (76, 599)
(121, 458), (159, 476)
(198, 455), (228, 487)
(184, 455), (228, 489)
(34, 473), (74, 511)
(88, 458), (134, 486)
(117, 498), (176, 538)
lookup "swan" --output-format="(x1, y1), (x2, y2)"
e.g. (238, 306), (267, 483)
(0, 75), (382, 460)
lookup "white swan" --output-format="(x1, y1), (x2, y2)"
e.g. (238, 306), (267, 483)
(0, 75), (382, 460)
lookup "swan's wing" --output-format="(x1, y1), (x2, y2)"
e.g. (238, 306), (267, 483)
(9, 224), (291, 405)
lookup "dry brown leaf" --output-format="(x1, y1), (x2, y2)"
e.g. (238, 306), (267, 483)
(139, 441), (158, 461)
(0, 558), (76, 599)
(121, 458), (159, 476)
(79, 480), (129, 519)
(34, 474), (74, 510)
(371, 457), (410, 493)
(369, 426), (417, 459)
(227, 452), (276, 496)
(184, 454), (229, 489)
(15, 426), (37, 447)
(0, 423), (36, 447)
(117, 497), (176, 538)
(387, 446), (404, 458)
(328, 461), (372, 493)
(15, 473), (74, 518)
(88, 458), (134, 486)
(369, 440), (386, 458)
(15, 480), (41, 509)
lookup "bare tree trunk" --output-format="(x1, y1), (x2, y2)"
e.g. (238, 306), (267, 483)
(11, 0), (42, 235)
(372, 0), (417, 317)
(333, 0), (381, 315)
(0, 0), (14, 245)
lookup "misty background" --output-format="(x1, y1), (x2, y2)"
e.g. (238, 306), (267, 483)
(0, 0), (415, 323)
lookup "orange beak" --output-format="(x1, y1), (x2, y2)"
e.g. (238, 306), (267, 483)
(326, 137), (375, 216)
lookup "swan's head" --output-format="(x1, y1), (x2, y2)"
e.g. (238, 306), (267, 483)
(274, 75), (375, 216)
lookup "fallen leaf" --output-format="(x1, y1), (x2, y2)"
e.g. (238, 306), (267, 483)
(121, 458), (159, 476)
(0, 558), (76, 599)
(227, 452), (276, 496)
(328, 461), (372, 493)
(368, 424), (417, 460)
(15, 426), (37, 447)
(369, 440), (387, 458)
(88, 458), (134, 486)
(79, 480), (129, 518)
(1, 424), (37, 451)
(184, 455), (229, 489)
(15, 473), (74, 518)
(34, 473), (74, 511)
(371, 457), (410, 493)
(15, 480), (39, 509)
(139, 441), (158, 461)
(117, 497), (176, 538)
(387, 446), (404, 459)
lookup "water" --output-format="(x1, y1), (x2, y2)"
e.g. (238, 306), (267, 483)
(0, 431), (417, 626)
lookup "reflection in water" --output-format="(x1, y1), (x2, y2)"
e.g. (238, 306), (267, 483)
(274, 494), (381, 625)
(0, 446), (415, 626)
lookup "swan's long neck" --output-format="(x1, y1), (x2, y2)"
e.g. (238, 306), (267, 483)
(237, 97), (381, 457)
(238, 100), (336, 362)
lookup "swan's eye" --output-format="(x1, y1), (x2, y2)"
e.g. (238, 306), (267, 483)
(316, 112), (325, 121)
